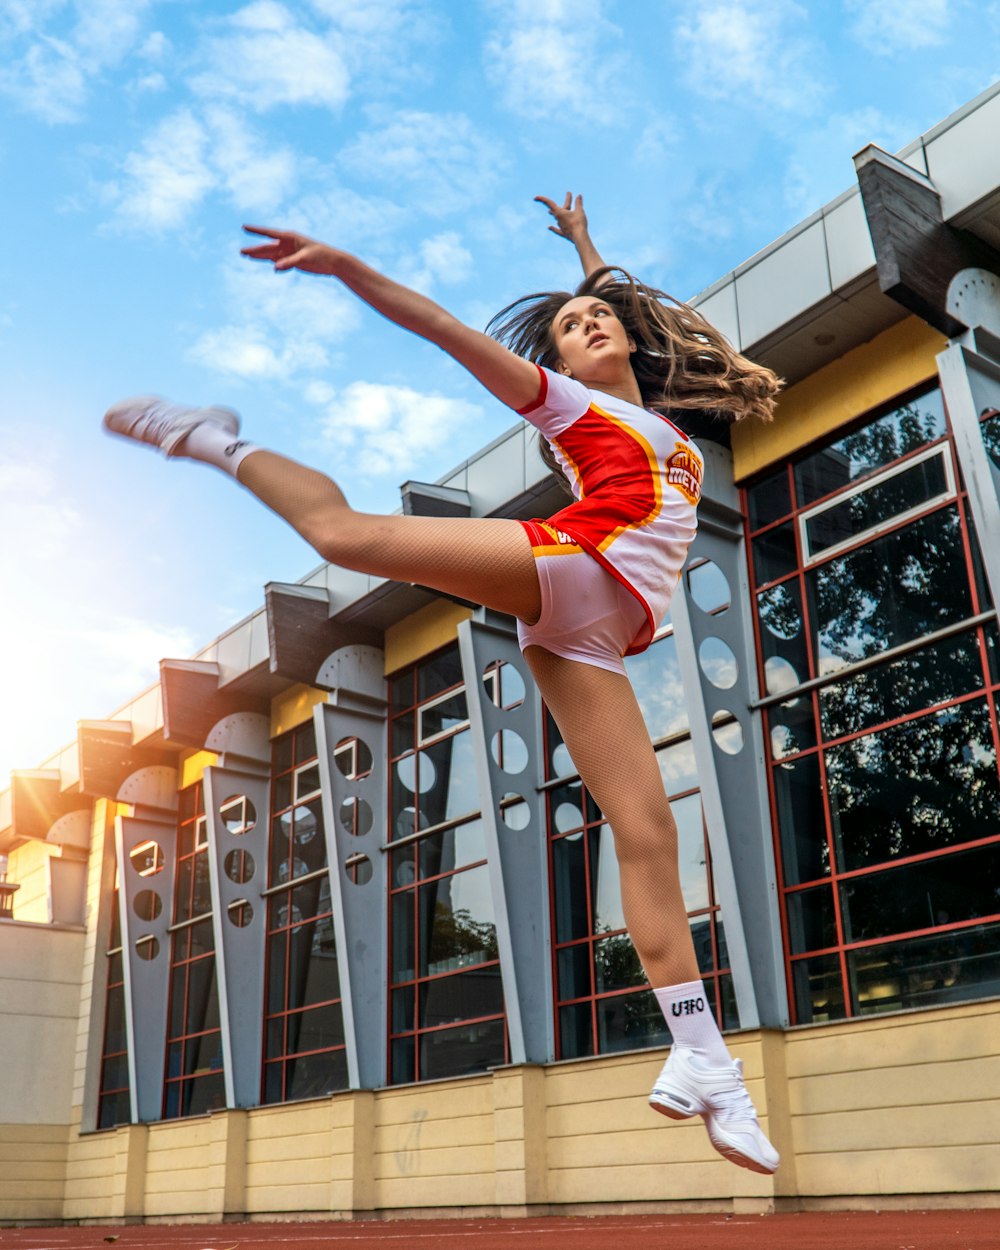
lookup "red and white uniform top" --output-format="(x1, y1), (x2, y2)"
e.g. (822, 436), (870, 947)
(517, 364), (705, 655)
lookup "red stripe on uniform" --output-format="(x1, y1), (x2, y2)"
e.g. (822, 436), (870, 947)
(516, 363), (549, 415)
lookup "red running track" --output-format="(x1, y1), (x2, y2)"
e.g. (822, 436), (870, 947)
(0, 1212), (997, 1250)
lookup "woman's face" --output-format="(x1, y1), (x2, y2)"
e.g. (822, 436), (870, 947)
(551, 296), (635, 384)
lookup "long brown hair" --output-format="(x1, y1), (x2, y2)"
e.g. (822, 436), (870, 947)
(487, 267), (782, 432)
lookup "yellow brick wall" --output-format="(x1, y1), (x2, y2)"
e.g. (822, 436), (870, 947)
(784, 1000), (1000, 1198)
(372, 1078), (496, 1211)
(0, 1125), (70, 1222)
(28, 1002), (1000, 1223)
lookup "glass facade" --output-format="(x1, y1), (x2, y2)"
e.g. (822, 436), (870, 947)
(264, 721), (348, 1103)
(388, 645), (506, 1082)
(97, 884), (130, 1129)
(745, 385), (1000, 1024)
(163, 783), (224, 1117)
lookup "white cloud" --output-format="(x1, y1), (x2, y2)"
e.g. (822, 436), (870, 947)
(138, 29), (169, 59)
(73, 0), (148, 64)
(398, 231), (473, 295)
(190, 1), (349, 112)
(846, 0), (951, 53)
(675, 0), (824, 113)
(131, 70), (165, 93)
(340, 112), (504, 215)
(310, 380), (485, 477)
(0, 34), (86, 123)
(483, 0), (628, 120)
(187, 257), (359, 380)
(111, 106), (295, 229)
(204, 106), (297, 213)
(116, 108), (214, 229)
(0, 0), (149, 122)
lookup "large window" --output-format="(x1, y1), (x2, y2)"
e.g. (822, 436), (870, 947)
(263, 721), (347, 1103)
(549, 622), (738, 1059)
(163, 782), (225, 1117)
(745, 385), (1000, 1024)
(388, 645), (507, 1083)
(97, 882), (130, 1129)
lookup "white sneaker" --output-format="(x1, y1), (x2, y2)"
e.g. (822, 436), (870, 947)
(649, 1046), (780, 1175)
(103, 397), (240, 456)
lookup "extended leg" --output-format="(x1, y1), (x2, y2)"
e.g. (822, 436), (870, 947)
(102, 396), (543, 623)
(235, 450), (542, 623)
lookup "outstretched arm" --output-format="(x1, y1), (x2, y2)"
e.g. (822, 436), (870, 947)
(241, 226), (541, 412)
(534, 193), (608, 278)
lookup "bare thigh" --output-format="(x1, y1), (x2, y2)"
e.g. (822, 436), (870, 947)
(522, 645), (672, 832)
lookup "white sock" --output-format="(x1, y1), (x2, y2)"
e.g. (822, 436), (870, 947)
(653, 980), (732, 1066)
(178, 422), (261, 476)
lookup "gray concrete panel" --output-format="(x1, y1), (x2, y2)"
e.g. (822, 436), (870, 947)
(670, 499), (788, 1030)
(457, 617), (553, 1065)
(203, 765), (271, 1109)
(115, 808), (177, 1123)
(313, 647), (388, 1090)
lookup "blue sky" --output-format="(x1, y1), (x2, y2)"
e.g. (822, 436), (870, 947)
(1, 0), (998, 780)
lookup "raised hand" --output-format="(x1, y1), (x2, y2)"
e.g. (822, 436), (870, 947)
(534, 193), (589, 244)
(241, 225), (342, 275)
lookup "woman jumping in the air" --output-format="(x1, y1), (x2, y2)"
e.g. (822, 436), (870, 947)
(104, 193), (782, 1175)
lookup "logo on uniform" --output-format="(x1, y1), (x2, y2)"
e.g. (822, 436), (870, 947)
(666, 443), (703, 505)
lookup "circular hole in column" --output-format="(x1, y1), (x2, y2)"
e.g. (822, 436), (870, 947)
(501, 793), (530, 830)
(346, 854), (373, 885)
(771, 725), (800, 759)
(551, 741), (575, 778)
(334, 736), (373, 780)
(277, 856), (311, 885)
(340, 796), (373, 837)
(698, 636), (739, 689)
(228, 899), (254, 928)
(482, 660), (526, 709)
(279, 803), (319, 845)
(490, 729), (528, 774)
(129, 841), (164, 877)
(758, 582), (802, 639)
(711, 710), (744, 755)
(220, 794), (256, 836)
(686, 560), (731, 614)
(394, 858), (416, 887)
(396, 753), (436, 793)
(136, 935), (160, 961)
(225, 848), (256, 884)
(554, 799), (583, 833)
(764, 655), (802, 696)
(133, 889), (162, 922)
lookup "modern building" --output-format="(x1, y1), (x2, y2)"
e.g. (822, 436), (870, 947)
(3, 83), (1000, 1225)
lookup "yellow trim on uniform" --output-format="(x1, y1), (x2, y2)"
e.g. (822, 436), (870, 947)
(731, 317), (947, 481)
(586, 402), (663, 553)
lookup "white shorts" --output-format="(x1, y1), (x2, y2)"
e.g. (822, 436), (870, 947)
(516, 524), (647, 677)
